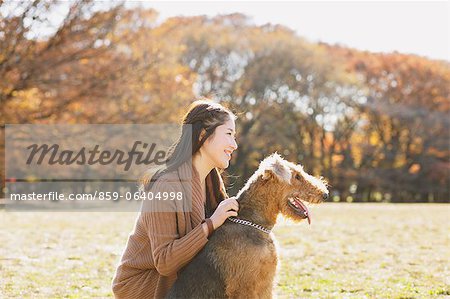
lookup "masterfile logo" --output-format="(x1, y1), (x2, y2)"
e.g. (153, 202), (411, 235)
(25, 141), (167, 171)
(4, 124), (193, 211)
(6, 124), (183, 179)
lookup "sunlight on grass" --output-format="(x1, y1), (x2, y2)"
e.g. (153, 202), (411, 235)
(1, 203), (449, 298)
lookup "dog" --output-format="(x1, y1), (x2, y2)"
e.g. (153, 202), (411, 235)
(166, 153), (328, 298)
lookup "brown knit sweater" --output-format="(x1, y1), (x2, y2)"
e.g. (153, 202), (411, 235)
(112, 161), (209, 298)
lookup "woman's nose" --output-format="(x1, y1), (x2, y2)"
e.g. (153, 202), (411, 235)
(232, 139), (238, 150)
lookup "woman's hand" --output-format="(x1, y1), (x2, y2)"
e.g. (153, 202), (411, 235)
(209, 197), (239, 229)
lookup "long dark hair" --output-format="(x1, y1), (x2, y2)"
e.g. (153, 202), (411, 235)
(141, 99), (237, 216)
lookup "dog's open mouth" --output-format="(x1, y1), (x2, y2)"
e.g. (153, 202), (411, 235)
(287, 195), (311, 225)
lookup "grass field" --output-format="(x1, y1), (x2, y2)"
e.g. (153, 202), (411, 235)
(1, 203), (449, 298)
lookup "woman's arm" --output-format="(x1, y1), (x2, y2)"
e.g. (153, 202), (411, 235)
(201, 222), (209, 236)
(140, 180), (209, 277)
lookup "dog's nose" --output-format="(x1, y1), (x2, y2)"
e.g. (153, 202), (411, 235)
(322, 193), (328, 200)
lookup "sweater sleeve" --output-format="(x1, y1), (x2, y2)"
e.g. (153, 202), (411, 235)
(140, 179), (209, 277)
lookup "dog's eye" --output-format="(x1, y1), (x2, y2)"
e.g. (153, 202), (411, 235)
(295, 174), (301, 180)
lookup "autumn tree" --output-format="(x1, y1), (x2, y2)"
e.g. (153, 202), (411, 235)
(327, 45), (449, 202)
(2, 5), (448, 202)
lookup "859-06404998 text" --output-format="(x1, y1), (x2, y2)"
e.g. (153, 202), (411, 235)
(8, 191), (184, 201)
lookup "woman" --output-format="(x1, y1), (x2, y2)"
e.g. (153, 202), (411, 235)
(112, 100), (239, 298)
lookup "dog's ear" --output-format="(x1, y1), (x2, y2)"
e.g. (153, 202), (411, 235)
(262, 169), (274, 180)
(261, 158), (291, 183)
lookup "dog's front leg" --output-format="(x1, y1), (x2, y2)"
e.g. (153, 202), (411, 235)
(257, 281), (275, 299)
(227, 288), (259, 299)
(225, 276), (272, 299)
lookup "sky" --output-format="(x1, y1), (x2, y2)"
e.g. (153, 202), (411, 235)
(128, 1), (449, 61)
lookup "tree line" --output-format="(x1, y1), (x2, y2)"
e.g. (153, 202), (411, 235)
(1, 1), (449, 202)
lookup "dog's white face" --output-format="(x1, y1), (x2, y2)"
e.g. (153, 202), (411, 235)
(259, 153), (329, 224)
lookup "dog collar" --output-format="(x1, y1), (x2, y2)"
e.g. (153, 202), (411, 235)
(227, 217), (271, 234)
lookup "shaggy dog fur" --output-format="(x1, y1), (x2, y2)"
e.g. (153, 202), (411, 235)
(166, 153), (329, 299)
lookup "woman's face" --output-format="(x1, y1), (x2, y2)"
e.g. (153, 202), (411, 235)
(200, 117), (238, 169)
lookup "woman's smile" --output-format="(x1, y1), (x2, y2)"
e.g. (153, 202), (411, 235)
(224, 149), (233, 159)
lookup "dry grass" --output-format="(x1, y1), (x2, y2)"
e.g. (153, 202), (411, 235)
(0, 203), (449, 298)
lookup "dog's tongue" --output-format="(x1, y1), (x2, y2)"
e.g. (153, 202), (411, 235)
(295, 199), (311, 225)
